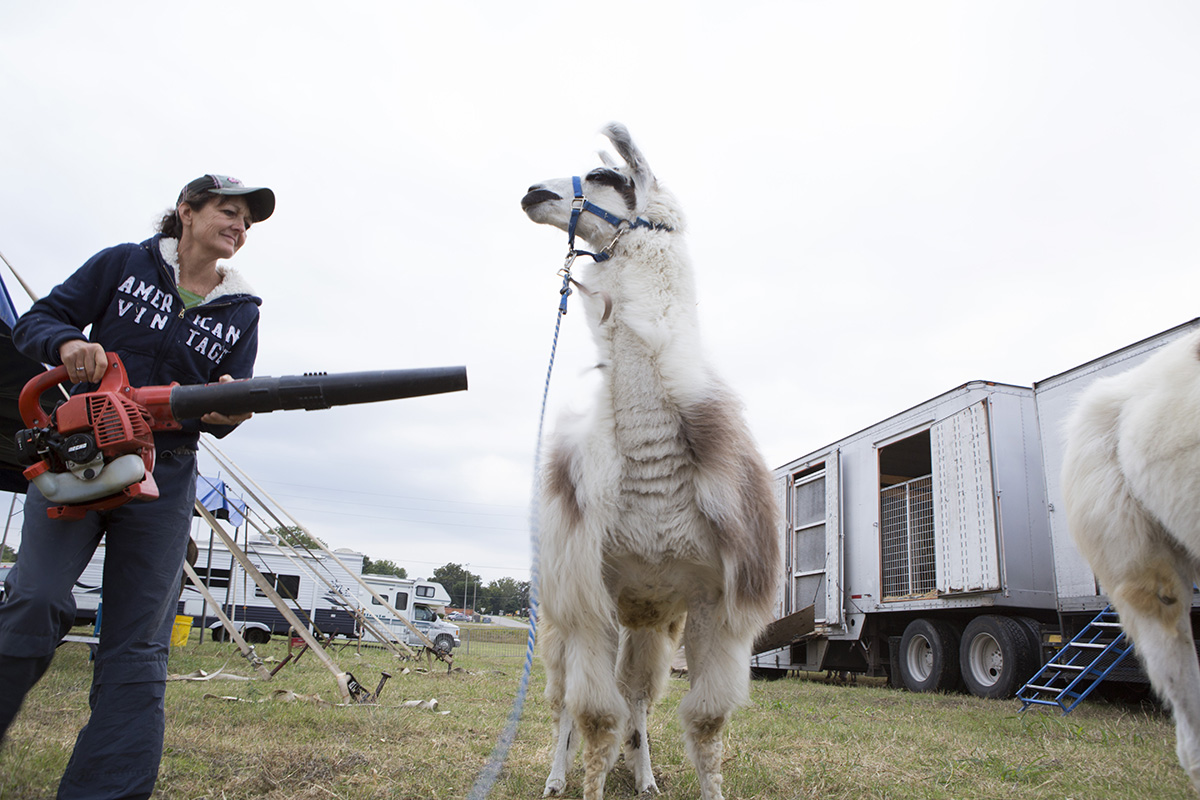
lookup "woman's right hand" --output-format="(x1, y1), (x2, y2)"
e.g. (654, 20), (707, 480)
(58, 340), (108, 383)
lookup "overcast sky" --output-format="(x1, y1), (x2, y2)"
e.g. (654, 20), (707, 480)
(1, 2), (1197, 585)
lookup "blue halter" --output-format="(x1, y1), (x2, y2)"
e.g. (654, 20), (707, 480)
(565, 175), (671, 264)
(558, 174), (673, 319)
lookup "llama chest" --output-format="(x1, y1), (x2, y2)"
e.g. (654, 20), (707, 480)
(587, 332), (722, 561)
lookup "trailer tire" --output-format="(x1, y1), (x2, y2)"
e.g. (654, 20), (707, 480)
(959, 615), (1038, 699)
(434, 634), (454, 655)
(244, 628), (271, 645)
(1014, 616), (1044, 663)
(898, 619), (961, 693)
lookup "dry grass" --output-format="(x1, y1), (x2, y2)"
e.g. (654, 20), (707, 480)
(0, 627), (1191, 799)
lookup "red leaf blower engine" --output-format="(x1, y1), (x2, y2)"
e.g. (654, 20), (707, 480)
(14, 353), (468, 520)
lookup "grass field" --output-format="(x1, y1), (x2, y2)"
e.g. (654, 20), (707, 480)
(0, 625), (1192, 799)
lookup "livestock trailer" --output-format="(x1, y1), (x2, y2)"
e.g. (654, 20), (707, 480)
(752, 318), (1200, 698)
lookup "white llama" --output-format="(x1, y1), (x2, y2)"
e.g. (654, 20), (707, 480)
(1061, 328), (1200, 792)
(521, 124), (781, 800)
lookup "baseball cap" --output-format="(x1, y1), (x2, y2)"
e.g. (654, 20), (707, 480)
(178, 174), (275, 222)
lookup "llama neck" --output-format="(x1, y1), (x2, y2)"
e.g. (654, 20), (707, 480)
(590, 237), (709, 473)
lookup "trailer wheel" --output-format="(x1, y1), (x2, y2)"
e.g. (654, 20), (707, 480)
(434, 634), (454, 655)
(244, 628), (271, 645)
(1014, 616), (1044, 663)
(897, 619), (961, 693)
(212, 628), (229, 642)
(959, 615), (1038, 699)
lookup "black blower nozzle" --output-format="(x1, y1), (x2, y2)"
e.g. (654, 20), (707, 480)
(167, 366), (468, 420)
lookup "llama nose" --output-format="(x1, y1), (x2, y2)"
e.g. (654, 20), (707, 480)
(521, 187), (562, 211)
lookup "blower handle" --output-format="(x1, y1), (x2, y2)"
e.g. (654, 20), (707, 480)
(17, 353), (139, 428)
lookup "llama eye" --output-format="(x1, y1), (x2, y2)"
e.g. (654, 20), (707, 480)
(587, 168), (627, 188)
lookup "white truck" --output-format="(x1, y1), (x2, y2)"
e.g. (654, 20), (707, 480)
(751, 318), (1200, 698)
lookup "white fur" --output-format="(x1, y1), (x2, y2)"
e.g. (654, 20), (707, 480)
(525, 124), (780, 800)
(1061, 328), (1200, 792)
(159, 237), (255, 302)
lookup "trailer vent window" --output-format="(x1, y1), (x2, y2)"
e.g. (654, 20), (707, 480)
(881, 476), (936, 599)
(792, 472), (827, 621)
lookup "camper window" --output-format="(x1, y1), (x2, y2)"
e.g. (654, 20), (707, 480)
(372, 592), (408, 609)
(254, 573), (300, 600)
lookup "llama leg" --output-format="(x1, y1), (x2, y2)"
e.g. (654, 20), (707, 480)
(679, 604), (754, 800)
(545, 713), (579, 797)
(542, 623), (578, 797)
(563, 623), (624, 800)
(617, 619), (684, 795)
(1110, 560), (1200, 792)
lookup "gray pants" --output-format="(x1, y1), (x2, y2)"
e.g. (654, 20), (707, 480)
(0, 449), (197, 800)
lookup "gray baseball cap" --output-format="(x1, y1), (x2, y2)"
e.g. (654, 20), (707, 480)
(178, 174), (275, 222)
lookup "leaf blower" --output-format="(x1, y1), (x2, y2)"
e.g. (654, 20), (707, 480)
(14, 353), (468, 520)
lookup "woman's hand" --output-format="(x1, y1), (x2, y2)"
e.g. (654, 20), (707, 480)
(59, 340), (108, 383)
(201, 374), (254, 426)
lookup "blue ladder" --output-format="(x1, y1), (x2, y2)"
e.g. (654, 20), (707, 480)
(1017, 605), (1134, 714)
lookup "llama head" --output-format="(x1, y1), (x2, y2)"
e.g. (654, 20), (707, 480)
(521, 123), (680, 247)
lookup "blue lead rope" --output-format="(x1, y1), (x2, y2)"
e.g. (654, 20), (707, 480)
(466, 270), (569, 800)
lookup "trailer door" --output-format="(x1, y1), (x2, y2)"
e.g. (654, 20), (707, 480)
(789, 451), (842, 626)
(931, 400), (1001, 594)
(774, 474), (789, 621)
(824, 450), (842, 625)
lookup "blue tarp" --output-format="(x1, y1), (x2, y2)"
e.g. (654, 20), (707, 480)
(0, 271), (18, 331)
(195, 475), (247, 527)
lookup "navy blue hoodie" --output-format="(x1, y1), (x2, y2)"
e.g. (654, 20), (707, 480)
(13, 234), (261, 450)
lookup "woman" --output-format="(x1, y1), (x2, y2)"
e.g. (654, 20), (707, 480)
(0, 174), (273, 799)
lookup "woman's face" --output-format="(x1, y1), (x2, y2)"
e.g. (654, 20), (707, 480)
(180, 196), (253, 260)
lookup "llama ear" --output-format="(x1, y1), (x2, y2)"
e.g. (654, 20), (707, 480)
(597, 151), (619, 169)
(602, 122), (654, 199)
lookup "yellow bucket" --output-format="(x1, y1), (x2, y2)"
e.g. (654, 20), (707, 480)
(171, 615), (193, 647)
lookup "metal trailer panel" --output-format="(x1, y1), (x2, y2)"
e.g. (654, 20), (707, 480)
(983, 386), (1058, 609)
(932, 401), (1000, 594)
(772, 474), (789, 622)
(825, 449), (843, 626)
(1033, 318), (1200, 613)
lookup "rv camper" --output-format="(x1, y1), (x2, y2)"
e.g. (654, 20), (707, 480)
(752, 319), (1200, 698)
(182, 533), (366, 643)
(45, 533), (364, 642)
(356, 573), (461, 654)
